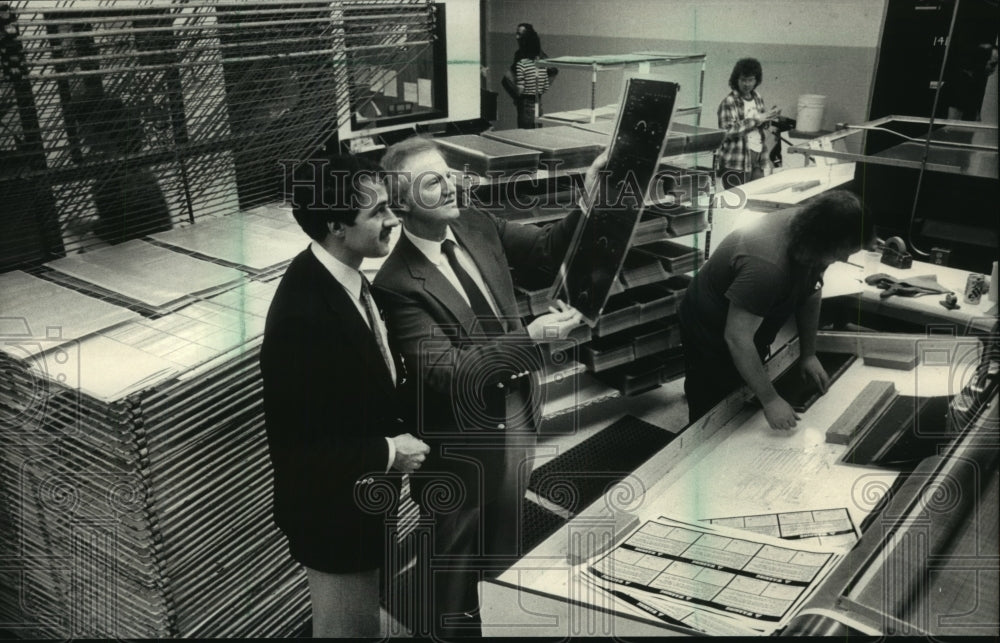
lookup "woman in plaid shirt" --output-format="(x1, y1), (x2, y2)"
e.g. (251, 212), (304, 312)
(716, 58), (781, 188)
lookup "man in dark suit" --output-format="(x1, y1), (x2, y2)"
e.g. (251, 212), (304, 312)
(374, 136), (602, 637)
(260, 155), (430, 637)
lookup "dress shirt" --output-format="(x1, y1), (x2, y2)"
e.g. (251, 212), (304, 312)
(403, 226), (502, 318)
(310, 241), (396, 472)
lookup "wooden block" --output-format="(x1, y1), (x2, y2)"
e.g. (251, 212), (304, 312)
(863, 350), (920, 370)
(826, 380), (897, 445)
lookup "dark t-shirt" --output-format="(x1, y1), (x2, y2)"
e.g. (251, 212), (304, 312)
(678, 208), (822, 362)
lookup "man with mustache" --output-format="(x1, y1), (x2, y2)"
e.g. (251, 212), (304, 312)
(261, 154), (430, 637)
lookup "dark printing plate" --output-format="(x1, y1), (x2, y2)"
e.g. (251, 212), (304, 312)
(769, 351), (857, 413)
(551, 78), (679, 324)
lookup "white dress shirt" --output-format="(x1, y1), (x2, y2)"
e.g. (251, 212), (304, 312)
(403, 226), (502, 318)
(310, 241), (397, 472)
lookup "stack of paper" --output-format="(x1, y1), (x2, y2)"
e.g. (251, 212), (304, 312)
(150, 216), (304, 277)
(240, 202), (300, 233)
(0, 270), (140, 357)
(97, 297), (269, 375)
(45, 240), (246, 314)
(643, 205), (708, 237)
(204, 279), (281, 322)
(578, 515), (843, 635)
(619, 254), (670, 289)
(25, 335), (179, 402)
(0, 271), (308, 638)
(515, 286), (555, 317)
(582, 335), (636, 372)
(632, 214), (670, 247)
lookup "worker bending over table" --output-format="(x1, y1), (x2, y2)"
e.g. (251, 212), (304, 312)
(678, 190), (875, 430)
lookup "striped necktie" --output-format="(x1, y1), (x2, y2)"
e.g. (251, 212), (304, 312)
(359, 276), (396, 383)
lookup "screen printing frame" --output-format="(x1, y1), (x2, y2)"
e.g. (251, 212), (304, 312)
(548, 77), (680, 327)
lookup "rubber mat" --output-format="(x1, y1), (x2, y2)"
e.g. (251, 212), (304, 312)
(528, 415), (674, 514)
(520, 500), (569, 555)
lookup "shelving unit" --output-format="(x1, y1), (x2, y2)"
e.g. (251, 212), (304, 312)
(537, 52), (707, 125)
(514, 214), (706, 406)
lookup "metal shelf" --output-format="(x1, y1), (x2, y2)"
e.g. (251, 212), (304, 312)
(786, 115), (998, 179)
(537, 51), (707, 124)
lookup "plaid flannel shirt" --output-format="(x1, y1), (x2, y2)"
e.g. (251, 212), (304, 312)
(715, 89), (767, 173)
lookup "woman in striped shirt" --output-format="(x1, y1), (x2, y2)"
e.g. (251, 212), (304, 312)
(511, 27), (552, 128)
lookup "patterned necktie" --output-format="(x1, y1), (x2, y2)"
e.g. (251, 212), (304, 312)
(361, 277), (406, 484)
(440, 239), (505, 335)
(359, 276), (396, 383)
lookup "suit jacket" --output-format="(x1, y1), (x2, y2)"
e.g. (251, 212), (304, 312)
(260, 248), (406, 573)
(373, 206), (581, 509)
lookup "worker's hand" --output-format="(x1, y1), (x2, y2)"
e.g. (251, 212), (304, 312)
(762, 106), (782, 123)
(391, 433), (430, 472)
(527, 301), (584, 341)
(580, 149), (610, 211)
(763, 397), (800, 431)
(800, 354), (830, 394)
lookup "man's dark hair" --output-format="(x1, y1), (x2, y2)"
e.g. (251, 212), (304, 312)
(728, 57), (763, 91)
(290, 154), (381, 242)
(789, 190), (875, 262)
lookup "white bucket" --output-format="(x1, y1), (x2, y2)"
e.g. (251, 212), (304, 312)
(796, 94), (826, 133)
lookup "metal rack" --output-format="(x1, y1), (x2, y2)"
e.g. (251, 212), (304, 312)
(0, 0), (434, 271)
(786, 115), (998, 177)
(786, 115), (998, 271)
(536, 51), (706, 125)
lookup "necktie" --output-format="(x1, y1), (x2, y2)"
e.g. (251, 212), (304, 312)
(440, 239), (505, 335)
(359, 276), (396, 382)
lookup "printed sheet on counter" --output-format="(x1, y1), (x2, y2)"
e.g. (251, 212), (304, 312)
(702, 507), (860, 551)
(578, 515), (843, 635)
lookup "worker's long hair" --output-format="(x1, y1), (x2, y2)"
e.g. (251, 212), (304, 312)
(788, 190), (875, 264)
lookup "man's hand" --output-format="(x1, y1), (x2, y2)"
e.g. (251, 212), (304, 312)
(800, 354), (830, 394)
(526, 301), (584, 341)
(391, 433), (430, 472)
(580, 150), (610, 211)
(763, 397), (800, 431)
